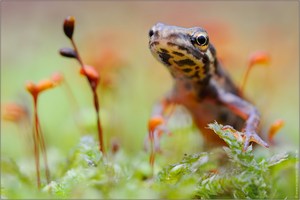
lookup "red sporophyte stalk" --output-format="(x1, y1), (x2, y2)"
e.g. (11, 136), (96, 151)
(147, 116), (165, 176)
(60, 16), (105, 155)
(240, 51), (270, 92)
(25, 72), (62, 189)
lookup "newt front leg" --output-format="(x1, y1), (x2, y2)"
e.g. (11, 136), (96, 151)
(210, 79), (269, 150)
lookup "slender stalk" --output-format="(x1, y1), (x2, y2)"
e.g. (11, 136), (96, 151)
(240, 64), (251, 92)
(38, 122), (50, 184)
(33, 96), (41, 189)
(32, 94), (51, 188)
(70, 37), (105, 155)
(71, 39), (84, 68)
(93, 89), (105, 154)
(149, 130), (155, 177)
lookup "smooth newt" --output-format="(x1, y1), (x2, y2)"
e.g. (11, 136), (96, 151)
(148, 23), (269, 151)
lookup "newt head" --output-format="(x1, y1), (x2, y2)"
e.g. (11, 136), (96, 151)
(148, 22), (216, 84)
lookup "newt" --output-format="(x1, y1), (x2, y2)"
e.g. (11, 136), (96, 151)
(147, 23), (270, 157)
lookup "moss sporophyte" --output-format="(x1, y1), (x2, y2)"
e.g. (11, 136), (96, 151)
(60, 16), (105, 155)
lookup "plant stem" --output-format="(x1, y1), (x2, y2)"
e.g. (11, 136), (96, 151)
(70, 38), (105, 155)
(33, 95), (41, 189)
(149, 131), (155, 177)
(240, 63), (251, 92)
(93, 89), (105, 155)
(38, 122), (51, 184)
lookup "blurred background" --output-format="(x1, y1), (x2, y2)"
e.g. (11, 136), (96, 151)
(1, 1), (299, 169)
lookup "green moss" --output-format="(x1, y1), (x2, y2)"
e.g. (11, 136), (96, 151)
(155, 122), (298, 199)
(1, 122), (298, 199)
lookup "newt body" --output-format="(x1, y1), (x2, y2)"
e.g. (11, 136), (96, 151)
(148, 23), (268, 150)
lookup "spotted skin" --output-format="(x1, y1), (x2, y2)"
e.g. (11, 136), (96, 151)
(148, 23), (269, 150)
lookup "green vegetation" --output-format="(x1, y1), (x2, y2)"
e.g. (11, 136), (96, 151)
(1, 122), (297, 199)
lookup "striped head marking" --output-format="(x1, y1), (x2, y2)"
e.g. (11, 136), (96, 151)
(149, 23), (216, 83)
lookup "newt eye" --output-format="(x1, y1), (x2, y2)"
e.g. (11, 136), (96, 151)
(194, 33), (209, 51)
(196, 34), (209, 46)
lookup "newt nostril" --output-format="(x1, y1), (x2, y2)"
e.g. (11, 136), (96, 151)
(149, 29), (154, 37)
